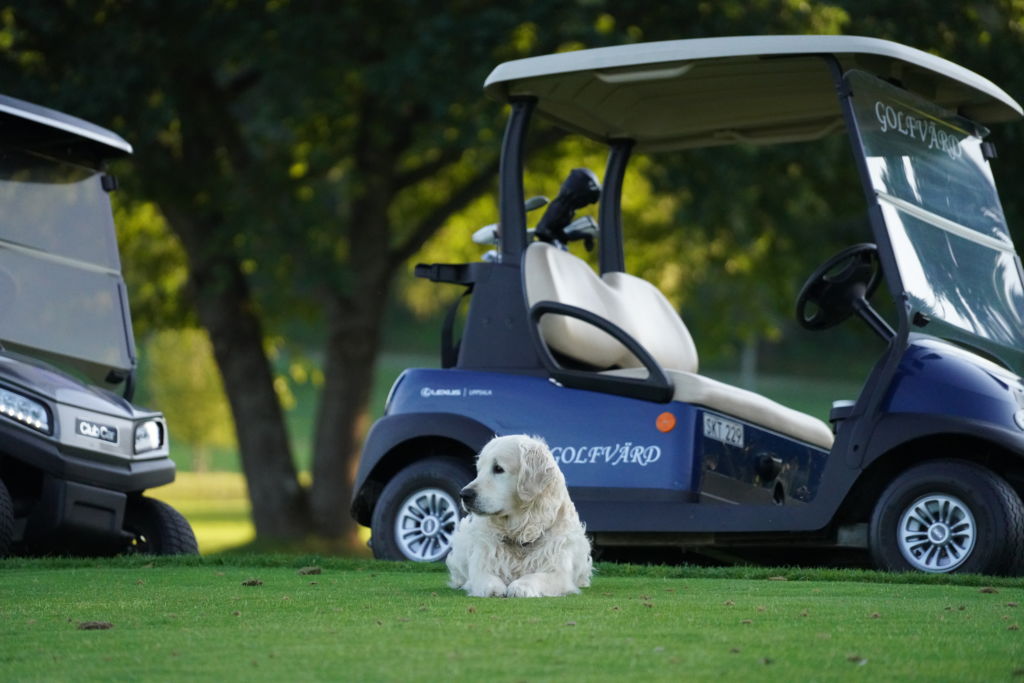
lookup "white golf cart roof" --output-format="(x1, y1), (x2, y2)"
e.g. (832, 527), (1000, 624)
(0, 93), (132, 158)
(484, 35), (1023, 151)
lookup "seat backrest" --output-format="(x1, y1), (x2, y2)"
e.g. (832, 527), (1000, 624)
(524, 243), (698, 373)
(523, 243), (625, 368)
(601, 271), (698, 373)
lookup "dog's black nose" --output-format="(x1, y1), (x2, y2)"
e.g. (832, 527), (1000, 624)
(460, 487), (476, 505)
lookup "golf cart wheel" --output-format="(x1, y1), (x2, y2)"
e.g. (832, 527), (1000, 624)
(869, 460), (1024, 575)
(370, 457), (472, 562)
(0, 478), (12, 557)
(124, 496), (199, 556)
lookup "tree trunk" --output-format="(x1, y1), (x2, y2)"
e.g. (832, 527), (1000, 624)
(309, 286), (388, 540)
(164, 206), (310, 540)
(197, 268), (310, 538)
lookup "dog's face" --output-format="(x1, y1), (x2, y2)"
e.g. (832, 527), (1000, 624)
(460, 435), (558, 517)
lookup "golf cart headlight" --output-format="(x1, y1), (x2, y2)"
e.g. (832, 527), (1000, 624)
(134, 420), (163, 454)
(0, 387), (50, 434)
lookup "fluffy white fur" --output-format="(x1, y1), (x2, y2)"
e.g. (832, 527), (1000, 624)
(447, 435), (592, 598)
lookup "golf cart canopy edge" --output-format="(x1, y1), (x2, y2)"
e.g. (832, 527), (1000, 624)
(0, 93), (132, 162)
(484, 35), (1023, 152)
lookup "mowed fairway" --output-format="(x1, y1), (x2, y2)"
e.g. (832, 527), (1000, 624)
(2, 558), (1023, 681)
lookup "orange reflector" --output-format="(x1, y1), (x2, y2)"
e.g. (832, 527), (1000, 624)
(656, 412), (676, 433)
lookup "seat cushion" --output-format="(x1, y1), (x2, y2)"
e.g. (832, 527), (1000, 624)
(525, 242), (833, 450)
(606, 368), (835, 449)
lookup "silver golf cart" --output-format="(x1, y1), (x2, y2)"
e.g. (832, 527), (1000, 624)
(0, 94), (197, 556)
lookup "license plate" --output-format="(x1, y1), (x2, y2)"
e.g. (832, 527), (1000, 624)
(703, 413), (744, 448)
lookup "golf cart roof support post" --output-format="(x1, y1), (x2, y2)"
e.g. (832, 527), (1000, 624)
(822, 53), (911, 467)
(498, 98), (536, 265)
(115, 279), (137, 400)
(598, 140), (634, 274)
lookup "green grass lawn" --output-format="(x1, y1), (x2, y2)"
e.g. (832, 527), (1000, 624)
(1, 557), (1023, 681)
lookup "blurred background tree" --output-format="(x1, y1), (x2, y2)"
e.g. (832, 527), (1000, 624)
(142, 329), (237, 473)
(1, 0), (1023, 550)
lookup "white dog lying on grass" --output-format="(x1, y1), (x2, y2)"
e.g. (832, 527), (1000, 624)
(447, 435), (592, 598)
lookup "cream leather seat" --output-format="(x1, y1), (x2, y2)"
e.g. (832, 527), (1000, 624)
(524, 242), (834, 450)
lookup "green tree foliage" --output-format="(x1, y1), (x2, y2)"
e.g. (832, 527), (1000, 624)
(0, 0), (623, 545)
(408, 2), (1024, 371)
(3, 0), (1024, 548)
(404, 3), (861, 365)
(141, 329), (237, 472)
(111, 199), (193, 338)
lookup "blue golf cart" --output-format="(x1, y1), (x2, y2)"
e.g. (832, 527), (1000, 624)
(352, 36), (1024, 574)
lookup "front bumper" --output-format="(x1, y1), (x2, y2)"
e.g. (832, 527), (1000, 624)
(1, 418), (175, 493)
(16, 475), (129, 552)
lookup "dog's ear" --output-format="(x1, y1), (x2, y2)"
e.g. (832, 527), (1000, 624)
(516, 437), (558, 502)
(510, 437), (566, 544)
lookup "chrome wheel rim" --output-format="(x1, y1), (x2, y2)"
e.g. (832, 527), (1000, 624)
(897, 493), (976, 572)
(394, 487), (458, 562)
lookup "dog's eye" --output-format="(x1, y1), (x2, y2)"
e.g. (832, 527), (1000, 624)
(493, 464), (504, 474)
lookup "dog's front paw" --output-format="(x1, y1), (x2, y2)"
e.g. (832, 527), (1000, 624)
(466, 574), (507, 598)
(506, 577), (543, 598)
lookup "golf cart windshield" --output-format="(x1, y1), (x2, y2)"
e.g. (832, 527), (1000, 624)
(849, 70), (1024, 371)
(0, 146), (133, 383)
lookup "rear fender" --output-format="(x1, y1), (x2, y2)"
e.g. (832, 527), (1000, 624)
(350, 413), (494, 525)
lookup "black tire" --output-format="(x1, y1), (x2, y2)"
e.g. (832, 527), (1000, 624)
(370, 457), (473, 562)
(0, 478), (13, 558)
(869, 460), (1024, 575)
(123, 496), (199, 556)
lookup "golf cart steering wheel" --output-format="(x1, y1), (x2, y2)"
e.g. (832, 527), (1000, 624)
(796, 243), (882, 331)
